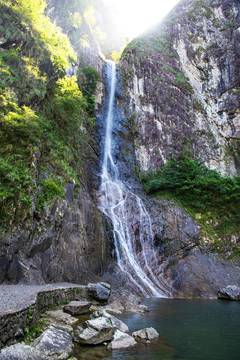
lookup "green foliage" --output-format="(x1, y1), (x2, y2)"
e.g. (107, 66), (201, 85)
(84, 5), (96, 26)
(0, 66), (93, 232)
(142, 155), (240, 206)
(24, 323), (43, 343)
(4, 0), (76, 70)
(0, 91), (38, 229)
(0, 0), (98, 233)
(0, 49), (47, 106)
(78, 65), (99, 114)
(36, 179), (64, 212)
(141, 155), (240, 256)
(70, 11), (82, 29)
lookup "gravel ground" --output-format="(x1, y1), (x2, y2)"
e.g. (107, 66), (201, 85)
(0, 283), (85, 316)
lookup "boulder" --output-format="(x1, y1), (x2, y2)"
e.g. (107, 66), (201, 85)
(88, 282), (111, 302)
(107, 330), (137, 350)
(91, 310), (129, 333)
(132, 327), (159, 341)
(63, 301), (92, 315)
(0, 343), (45, 360)
(218, 285), (240, 301)
(51, 323), (74, 337)
(33, 326), (73, 359)
(74, 317), (114, 345)
(45, 310), (78, 325)
(104, 301), (149, 314)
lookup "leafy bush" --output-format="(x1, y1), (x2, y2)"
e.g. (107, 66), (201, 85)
(36, 179), (64, 212)
(142, 155), (240, 207)
(141, 155), (240, 255)
(78, 65), (99, 114)
(4, 0), (76, 70)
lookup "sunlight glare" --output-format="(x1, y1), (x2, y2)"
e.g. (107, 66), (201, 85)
(102, 0), (180, 38)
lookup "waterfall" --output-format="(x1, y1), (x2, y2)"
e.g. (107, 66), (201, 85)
(99, 60), (172, 298)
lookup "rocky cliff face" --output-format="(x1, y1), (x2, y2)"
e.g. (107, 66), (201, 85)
(0, 187), (107, 284)
(120, 0), (240, 176)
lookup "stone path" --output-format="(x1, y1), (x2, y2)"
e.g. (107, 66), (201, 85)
(0, 283), (85, 316)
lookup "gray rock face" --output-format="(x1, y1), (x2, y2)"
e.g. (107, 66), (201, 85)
(33, 326), (73, 360)
(74, 317), (114, 345)
(107, 330), (137, 350)
(0, 188), (107, 285)
(167, 252), (240, 298)
(91, 310), (129, 333)
(88, 282), (111, 301)
(120, 0), (240, 176)
(132, 327), (159, 341)
(0, 343), (45, 360)
(218, 285), (240, 300)
(63, 301), (92, 315)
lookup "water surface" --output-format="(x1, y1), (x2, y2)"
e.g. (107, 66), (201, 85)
(73, 298), (240, 360)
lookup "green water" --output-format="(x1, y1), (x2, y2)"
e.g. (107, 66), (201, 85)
(73, 299), (240, 360)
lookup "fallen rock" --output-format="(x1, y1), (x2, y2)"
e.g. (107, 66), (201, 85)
(218, 285), (240, 300)
(91, 310), (129, 333)
(45, 310), (78, 325)
(0, 343), (45, 360)
(88, 282), (111, 302)
(63, 300), (92, 315)
(74, 317), (114, 345)
(107, 330), (137, 350)
(33, 326), (73, 359)
(132, 327), (159, 341)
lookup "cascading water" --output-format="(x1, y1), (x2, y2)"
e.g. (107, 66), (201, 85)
(99, 60), (172, 298)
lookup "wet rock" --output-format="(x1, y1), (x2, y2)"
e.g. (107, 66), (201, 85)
(33, 326), (73, 359)
(74, 317), (114, 345)
(107, 330), (137, 350)
(45, 310), (78, 325)
(88, 282), (111, 302)
(63, 301), (92, 315)
(0, 343), (45, 360)
(91, 310), (129, 333)
(132, 327), (159, 341)
(218, 285), (240, 301)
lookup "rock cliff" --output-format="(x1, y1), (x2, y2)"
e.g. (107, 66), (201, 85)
(120, 0), (240, 176)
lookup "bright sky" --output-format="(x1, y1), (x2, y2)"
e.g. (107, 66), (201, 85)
(102, 0), (180, 38)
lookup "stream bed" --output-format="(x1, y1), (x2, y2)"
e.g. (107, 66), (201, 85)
(72, 298), (240, 360)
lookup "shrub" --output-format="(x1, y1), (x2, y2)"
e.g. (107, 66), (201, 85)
(78, 65), (99, 114)
(141, 155), (240, 255)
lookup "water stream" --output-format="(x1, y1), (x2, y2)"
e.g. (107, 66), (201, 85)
(98, 61), (171, 298)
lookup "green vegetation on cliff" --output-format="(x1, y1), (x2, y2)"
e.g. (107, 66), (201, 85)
(0, 0), (98, 232)
(141, 156), (240, 256)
